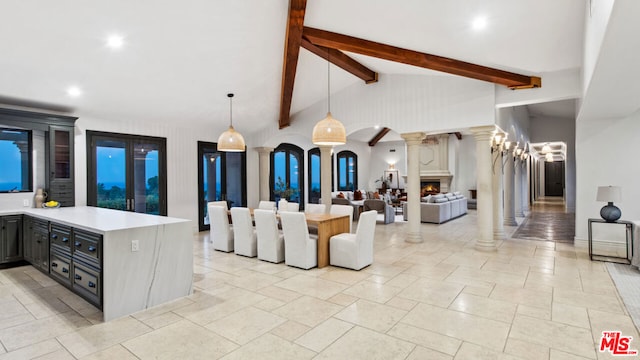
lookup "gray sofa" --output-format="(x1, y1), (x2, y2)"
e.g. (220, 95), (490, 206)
(364, 199), (395, 224)
(402, 192), (467, 224)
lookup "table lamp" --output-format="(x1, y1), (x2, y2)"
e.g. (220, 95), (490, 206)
(596, 186), (622, 222)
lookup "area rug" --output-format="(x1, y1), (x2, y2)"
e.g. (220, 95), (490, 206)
(607, 262), (640, 331)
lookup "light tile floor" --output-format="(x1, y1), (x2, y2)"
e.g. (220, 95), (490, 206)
(0, 211), (638, 359)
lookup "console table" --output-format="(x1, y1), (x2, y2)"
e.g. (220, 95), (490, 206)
(588, 218), (634, 264)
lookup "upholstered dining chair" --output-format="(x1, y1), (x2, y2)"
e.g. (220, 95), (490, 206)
(258, 201), (276, 210)
(208, 204), (233, 252)
(305, 203), (326, 214)
(254, 209), (285, 263)
(285, 202), (299, 212)
(363, 199), (395, 224)
(230, 207), (257, 257)
(208, 200), (229, 210)
(329, 210), (376, 270)
(330, 204), (354, 233)
(280, 211), (317, 269)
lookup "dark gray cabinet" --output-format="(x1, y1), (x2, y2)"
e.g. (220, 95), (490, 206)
(47, 126), (75, 207)
(1, 215), (23, 264)
(23, 216), (49, 272)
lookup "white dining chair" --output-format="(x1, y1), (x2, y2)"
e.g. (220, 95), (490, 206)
(208, 204), (233, 252)
(280, 211), (317, 269)
(330, 204), (354, 233)
(254, 209), (284, 263)
(230, 207), (257, 257)
(329, 210), (376, 270)
(305, 203), (326, 214)
(286, 202), (299, 212)
(208, 200), (229, 210)
(258, 201), (276, 210)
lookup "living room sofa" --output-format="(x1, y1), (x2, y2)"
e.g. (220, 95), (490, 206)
(402, 192), (467, 224)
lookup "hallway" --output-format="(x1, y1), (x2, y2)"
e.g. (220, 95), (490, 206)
(511, 196), (575, 243)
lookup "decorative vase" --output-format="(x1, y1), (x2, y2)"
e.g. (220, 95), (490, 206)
(35, 188), (47, 208)
(278, 199), (288, 212)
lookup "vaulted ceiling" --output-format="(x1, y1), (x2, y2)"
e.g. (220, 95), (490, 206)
(0, 1), (585, 136)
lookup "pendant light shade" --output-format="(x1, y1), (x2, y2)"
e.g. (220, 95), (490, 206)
(312, 112), (346, 146)
(217, 93), (245, 152)
(312, 51), (346, 146)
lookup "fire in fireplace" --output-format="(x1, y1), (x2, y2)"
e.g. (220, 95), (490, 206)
(421, 181), (440, 196)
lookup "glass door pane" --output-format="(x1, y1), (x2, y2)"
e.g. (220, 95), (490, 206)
(133, 142), (161, 215)
(96, 139), (127, 211)
(309, 152), (320, 204)
(225, 152), (243, 208)
(289, 153), (300, 203)
(53, 129), (71, 179)
(202, 151), (223, 226)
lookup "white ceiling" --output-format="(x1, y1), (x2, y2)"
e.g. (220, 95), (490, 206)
(0, 0), (585, 136)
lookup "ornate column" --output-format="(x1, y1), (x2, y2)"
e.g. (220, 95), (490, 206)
(492, 149), (506, 240)
(470, 126), (496, 251)
(503, 152), (517, 226)
(401, 132), (426, 243)
(514, 157), (524, 217)
(255, 147), (273, 201)
(319, 145), (333, 213)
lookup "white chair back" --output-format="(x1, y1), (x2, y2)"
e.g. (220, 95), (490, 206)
(254, 209), (284, 263)
(258, 201), (276, 210)
(355, 210), (377, 264)
(208, 201), (229, 210)
(230, 207), (257, 257)
(305, 203), (326, 214)
(330, 204), (354, 233)
(280, 211), (317, 269)
(329, 210), (376, 270)
(286, 202), (299, 212)
(208, 204), (233, 252)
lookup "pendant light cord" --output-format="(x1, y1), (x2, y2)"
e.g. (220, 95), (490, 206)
(327, 49), (331, 113)
(227, 93), (234, 127)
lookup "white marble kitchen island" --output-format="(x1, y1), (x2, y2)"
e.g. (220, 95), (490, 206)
(22, 206), (193, 321)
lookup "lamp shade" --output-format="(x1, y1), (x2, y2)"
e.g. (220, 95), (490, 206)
(217, 125), (245, 152)
(596, 186), (622, 203)
(312, 112), (346, 146)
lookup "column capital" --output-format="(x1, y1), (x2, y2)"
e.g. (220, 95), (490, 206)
(318, 145), (333, 153)
(401, 132), (426, 145)
(470, 125), (496, 142)
(254, 147), (274, 154)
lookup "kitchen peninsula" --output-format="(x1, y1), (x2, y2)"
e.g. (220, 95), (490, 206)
(0, 206), (193, 321)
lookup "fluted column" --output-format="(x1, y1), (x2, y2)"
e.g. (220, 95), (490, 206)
(255, 147), (273, 201)
(319, 145), (332, 213)
(470, 126), (496, 251)
(492, 150), (506, 240)
(514, 158), (524, 217)
(401, 132), (426, 243)
(503, 152), (517, 226)
(522, 158), (530, 212)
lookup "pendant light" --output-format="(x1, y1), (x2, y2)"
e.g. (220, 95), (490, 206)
(312, 51), (346, 146)
(217, 93), (245, 152)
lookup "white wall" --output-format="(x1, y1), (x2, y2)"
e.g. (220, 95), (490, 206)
(529, 115), (576, 211)
(368, 140), (406, 191)
(452, 135), (477, 198)
(582, 0), (615, 97)
(575, 109), (640, 241)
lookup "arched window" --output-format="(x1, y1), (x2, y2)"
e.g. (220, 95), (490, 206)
(271, 143), (304, 208)
(308, 148), (321, 204)
(337, 150), (357, 191)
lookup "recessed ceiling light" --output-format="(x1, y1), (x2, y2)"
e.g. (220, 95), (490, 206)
(472, 16), (488, 31)
(374, 125), (380, 129)
(66, 86), (82, 98)
(106, 34), (124, 49)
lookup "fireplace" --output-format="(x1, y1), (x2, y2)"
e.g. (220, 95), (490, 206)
(421, 181), (440, 196)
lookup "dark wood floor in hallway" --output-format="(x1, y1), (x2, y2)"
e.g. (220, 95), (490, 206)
(511, 196), (575, 243)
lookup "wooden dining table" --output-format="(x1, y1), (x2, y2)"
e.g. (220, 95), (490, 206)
(229, 209), (350, 268)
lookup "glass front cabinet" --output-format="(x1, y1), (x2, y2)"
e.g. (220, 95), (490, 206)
(47, 125), (75, 207)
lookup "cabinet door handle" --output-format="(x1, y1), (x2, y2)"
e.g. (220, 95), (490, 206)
(88, 281), (96, 288)
(88, 246), (96, 252)
(51, 262), (58, 268)
(74, 241), (81, 247)
(62, 267), (69, 273)
(74, 274), (82, 280)
(51, 234), (58, 239)
(62, 237), (69, 243)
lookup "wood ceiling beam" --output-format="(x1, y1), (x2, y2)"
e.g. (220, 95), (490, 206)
(368, 127), (391, 146)
(301, 37), (378, 84)
(303, 27), (541, 89)
(278, 0), (307, 129)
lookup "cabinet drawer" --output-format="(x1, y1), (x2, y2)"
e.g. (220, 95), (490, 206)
(73, 230), (101, 265)
(50, 224), (71, 251)
(50, 251), (71, 286)
(72, 260), (101, 307)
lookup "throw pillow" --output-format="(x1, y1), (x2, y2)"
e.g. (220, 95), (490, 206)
(354, 190), (363, 200)
(373, 191), (379, 200)
(421, 195), (431, 202)
(337, 192), (345, 199)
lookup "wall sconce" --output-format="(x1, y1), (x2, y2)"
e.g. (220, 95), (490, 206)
(388, 163), (395, 170)
(491, 132), (507, 153)
(545, 153), (554, 162)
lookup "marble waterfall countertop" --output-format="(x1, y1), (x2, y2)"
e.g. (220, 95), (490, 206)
(0, 206), (189, 234)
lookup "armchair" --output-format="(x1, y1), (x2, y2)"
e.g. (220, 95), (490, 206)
(363, 199), (395, 224)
